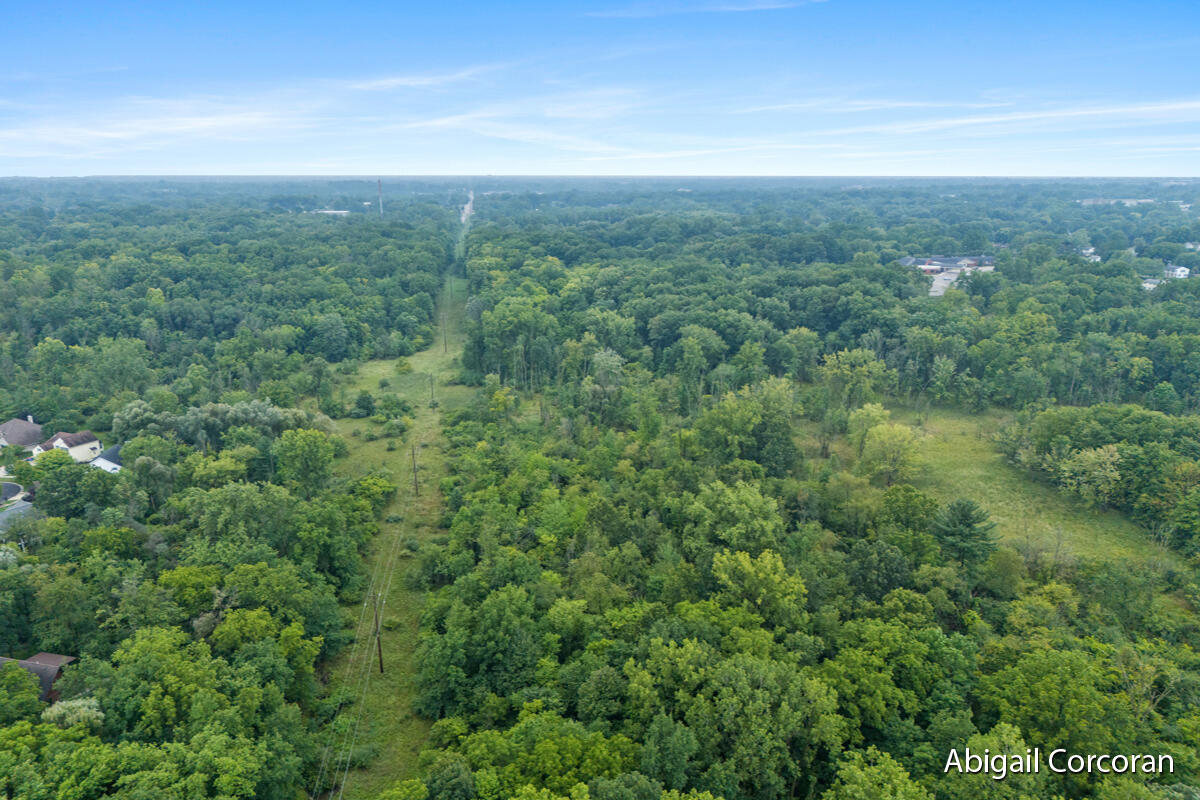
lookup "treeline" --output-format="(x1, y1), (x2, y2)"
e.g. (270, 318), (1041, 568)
(461, 187), (1200, 414)
(0, 392), (399, 796)
(999, 404), (1200, 553)
(385, 184), (1200, 799)
(6, 179), (1200, 799)
(0, 194), (457, 431)
(403, 383), (1200, 799)
(0, 181), (459, 798)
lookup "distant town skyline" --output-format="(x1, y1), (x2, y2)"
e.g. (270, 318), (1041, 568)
(4, 1), (1200, 176)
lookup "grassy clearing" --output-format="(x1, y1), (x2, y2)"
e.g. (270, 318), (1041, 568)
(898, 407), (1179, 569)
(320, 276), (472, 799)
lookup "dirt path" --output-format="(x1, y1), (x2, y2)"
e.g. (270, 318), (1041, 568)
(455, 189), (473, 266)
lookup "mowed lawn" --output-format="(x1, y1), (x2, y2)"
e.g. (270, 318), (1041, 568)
(898, 407), (1179, 568)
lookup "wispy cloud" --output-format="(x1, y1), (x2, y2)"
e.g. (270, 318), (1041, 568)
(0, 95), (314, 159)
(587, 0), (820, 19)
(738, 98), (1011, 114)
(0, 65), (130, 84)
(402, 110), (631, 155)
(540, 88), (642, 120)
(349, 64), (503, 91)
(582, 140), (842, 160)
(819, 99), (1200, 136)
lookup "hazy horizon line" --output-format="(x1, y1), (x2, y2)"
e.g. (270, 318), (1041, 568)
(2, 174), (1198, 180)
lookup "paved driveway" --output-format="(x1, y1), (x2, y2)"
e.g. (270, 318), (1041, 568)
(0, 500), (33, 531)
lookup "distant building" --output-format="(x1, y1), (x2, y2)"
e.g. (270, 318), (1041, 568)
(0, 418), (43, 450)
(91, 444), (123, 474)
(901, 255), (996, 297)
(1080, 198), (1155, 206)
(32, 432), (102, 463)
(1143, 278), (1164, 291)
(0, 653), (76, 701)
(1165, 265), (1191, 280)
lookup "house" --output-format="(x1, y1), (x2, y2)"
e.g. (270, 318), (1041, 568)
(90, 444), (123, 474)
(0, 652), (76, 701)
(905, 255), (995, 276)
(1143, 278), (1164, 291)
(32, 432), (102, 463)
(1165, 265), (1191, 280)
(0, 417), (43, 450)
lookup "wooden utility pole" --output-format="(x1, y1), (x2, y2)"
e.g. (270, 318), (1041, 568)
(442, 312), (448, 353)
(429, 373), (435, 405)
(411, 443), (419, 495)
(372, 592), (384, 673)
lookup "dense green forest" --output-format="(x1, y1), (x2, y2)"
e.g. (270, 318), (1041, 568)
(4, 178), (1200, 799)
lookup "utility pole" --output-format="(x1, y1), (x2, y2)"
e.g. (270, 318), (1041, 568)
(429, 373), (435, 405)
(442, 311), (448, 353)
(372, 592), (384, 673)
(411, 443), (419, 496)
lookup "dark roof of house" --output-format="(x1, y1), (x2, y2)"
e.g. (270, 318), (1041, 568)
(38, 431), (98, 450)
(0, 419), (43, 448)
(25, 652), (75, 669)
(98, 444), (122, 465)
(0, 653), (75, 700)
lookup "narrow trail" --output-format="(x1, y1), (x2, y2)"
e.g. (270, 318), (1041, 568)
(455, 189), (474, 265)
(317, 198), (473, 799)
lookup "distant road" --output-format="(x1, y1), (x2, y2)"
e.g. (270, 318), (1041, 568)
(460, 190), (474, 225)
(454, 191), (474, 266)
(0, 499), (33, 531)
(930, 269), (960, 296)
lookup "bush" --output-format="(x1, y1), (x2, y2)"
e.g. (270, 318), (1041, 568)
(350, 390), (376, 418)
(318, 396), (346, 418)
(382, 418), (410, 438)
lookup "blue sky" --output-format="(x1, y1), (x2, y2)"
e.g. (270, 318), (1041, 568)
(4, 0), (1200, 175)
